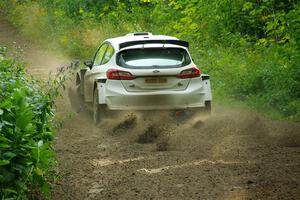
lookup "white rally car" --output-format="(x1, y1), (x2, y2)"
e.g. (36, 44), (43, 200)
(75, 32), (212, 123)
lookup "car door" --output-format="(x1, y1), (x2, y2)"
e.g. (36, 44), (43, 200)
(84, 43), (108, 102)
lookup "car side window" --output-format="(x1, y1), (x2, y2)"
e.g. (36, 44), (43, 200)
(101, 44), (115, 65)
(93, 43), (108, 66)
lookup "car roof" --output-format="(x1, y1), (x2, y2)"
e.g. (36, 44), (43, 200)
(105, 32), (180, 50)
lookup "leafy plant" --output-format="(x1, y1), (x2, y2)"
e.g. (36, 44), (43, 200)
(0, 47), (75, 199)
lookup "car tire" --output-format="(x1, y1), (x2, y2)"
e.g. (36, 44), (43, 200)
(93, 87), (104, 124)
(204, 101), (211, 114)
(76, 74), (84, 96)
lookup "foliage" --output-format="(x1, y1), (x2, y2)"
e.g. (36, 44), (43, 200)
(0, 47), (72, 199)
(0, 0), (299, 122)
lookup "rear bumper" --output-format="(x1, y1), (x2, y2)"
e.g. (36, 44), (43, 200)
(103, 78), (211, 110)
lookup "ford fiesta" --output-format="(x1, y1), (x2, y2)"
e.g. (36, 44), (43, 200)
(75, 32), (212, 124)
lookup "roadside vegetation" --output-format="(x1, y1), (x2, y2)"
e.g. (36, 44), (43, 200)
(1, 0), (299, 121)
(0, 46), (72, 199)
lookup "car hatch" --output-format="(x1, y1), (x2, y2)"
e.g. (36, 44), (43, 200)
(120, 68), (190, 91)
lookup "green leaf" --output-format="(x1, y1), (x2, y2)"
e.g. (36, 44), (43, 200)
(0, 143), (10, 149)
(0, 135), (9, 142)
(38, 140), (43, 147)
(3, 121), (13, 126)
(0, 160), (10, 166)
(3, 152), (17, 160)
(0, 108), (3, 115)
(16, 108), (33, 130)
(41, 182), (51, 197)
(34, 167), (43, 176)
(3, 188), (17, 194)
(0, 100), (13, 109)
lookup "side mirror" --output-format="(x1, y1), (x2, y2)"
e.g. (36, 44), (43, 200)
(84, 59), (93, 69)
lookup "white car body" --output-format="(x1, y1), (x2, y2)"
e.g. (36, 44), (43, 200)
(76, 33), (212, 113)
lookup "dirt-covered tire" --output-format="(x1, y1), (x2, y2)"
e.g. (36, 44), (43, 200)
(75, 73), (82, 95)
(93, 87), (104, 124)
(204, 101), (211, 114)
(68, 86), (84, 113)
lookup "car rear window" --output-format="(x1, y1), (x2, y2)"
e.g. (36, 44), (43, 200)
(117, 48), (191, 69)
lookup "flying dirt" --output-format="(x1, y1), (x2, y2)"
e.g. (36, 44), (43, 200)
(0, 18), (299, 200)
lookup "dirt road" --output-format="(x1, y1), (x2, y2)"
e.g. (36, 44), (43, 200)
(1, 18), (300, 200)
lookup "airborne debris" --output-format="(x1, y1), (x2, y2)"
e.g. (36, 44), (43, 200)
(156, 135), (169, 151)
(193, 120), (204, 129)
(137, 125), (160, 143)
(112, 114), (137, 134)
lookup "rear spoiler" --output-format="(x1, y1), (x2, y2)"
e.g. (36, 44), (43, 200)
(119, 40), (189, 50)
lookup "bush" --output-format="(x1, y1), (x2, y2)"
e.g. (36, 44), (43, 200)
(0, 48), (70, 199)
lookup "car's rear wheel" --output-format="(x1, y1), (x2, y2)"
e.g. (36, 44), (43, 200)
(204, 101), (211, 114)
(75, 74), (82, 95)
(93, 87), (105, 124)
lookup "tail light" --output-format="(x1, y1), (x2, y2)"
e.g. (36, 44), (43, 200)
(176, 67), (201, 79)
(106, 69), (135, 80)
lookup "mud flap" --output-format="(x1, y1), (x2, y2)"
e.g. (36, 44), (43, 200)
(202, 75), (212, 101)
(96, 79), (106, 104)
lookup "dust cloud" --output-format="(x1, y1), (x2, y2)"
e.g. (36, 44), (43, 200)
(62, 89), (300, 199)
(68, 85), (300, 153)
